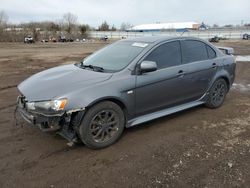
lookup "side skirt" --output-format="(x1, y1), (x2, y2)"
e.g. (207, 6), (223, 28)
(127, 100), (205, 127)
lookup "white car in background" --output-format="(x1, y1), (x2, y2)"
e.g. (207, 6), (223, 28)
(24, 36), (34, 43)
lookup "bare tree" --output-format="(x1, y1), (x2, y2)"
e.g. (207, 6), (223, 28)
(79, 24), (90, 37)
(120, 22), (133, 31)
(0, 10), (8, 25)
(48, 22), (60, 34)
(111, 24), (116, 31)
(98, 21), (110, 31)
(224, 24), (234, 28)
(63, 12), (77, 34)
(212, 24), (219, 28)
(0, 10), (8, 34)
(26, 22), (40, 41)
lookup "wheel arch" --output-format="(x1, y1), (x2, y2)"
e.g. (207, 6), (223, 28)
(218, 76), (230, 91)
(70, 97), (128, 133)
(86, 97), (128, 120)
(210, 70), (231, 92)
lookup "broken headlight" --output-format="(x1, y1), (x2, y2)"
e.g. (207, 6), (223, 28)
(26, 98), (68, 114)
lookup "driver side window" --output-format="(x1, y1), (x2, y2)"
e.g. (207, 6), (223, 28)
(144, 41), (182, 69)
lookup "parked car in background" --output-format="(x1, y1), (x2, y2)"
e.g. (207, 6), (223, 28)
(67, 38), (74, 42)
(100, 35), (108, 41)
(24, 36), (34, 43)
(243, 33), (250, 40)
(41, 39), (49, 43)
(209, 36), (220, 43)
(58, 35), (66, 42)
(50, 37), (57, 42)
(217, 34), (228, 40)
(17, 36), (236, 149)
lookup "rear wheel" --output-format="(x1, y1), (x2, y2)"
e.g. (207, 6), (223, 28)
(205, 78), (228, 108)
(79, 101), (125, 149)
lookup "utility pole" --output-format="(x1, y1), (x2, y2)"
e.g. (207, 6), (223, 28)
(241, 20), (244, 27)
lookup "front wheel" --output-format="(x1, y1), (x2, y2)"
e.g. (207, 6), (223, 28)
(205, 79), (228, 108)
(79, 101), (125, 149)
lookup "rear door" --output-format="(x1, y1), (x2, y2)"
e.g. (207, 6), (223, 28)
(180, 39), (218, 100)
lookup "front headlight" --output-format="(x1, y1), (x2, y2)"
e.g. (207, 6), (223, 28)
(51, 99), (68, 111)
(26, 98), (68, 113)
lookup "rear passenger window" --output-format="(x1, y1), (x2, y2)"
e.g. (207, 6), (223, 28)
(206, 45), (216, 59)
(182, 40), (208, 63)
(144, 41), (181, 69)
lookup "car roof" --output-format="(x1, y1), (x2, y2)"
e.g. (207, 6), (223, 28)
(123, 36), (203, 43)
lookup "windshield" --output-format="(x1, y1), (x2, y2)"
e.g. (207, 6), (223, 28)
(80, 41), (147, 72)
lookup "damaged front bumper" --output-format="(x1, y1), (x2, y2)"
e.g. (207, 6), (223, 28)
(16, 95), (85, 143)
(17, 106), (62, 131)
(17, 96), (63, 131)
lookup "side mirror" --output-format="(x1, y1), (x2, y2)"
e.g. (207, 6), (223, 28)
(140, 61), (157, 73)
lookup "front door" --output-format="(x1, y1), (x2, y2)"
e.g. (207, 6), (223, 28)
(135, 40), (188, 116)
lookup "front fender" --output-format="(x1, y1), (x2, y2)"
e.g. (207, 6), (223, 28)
(63, 74), (136, 119)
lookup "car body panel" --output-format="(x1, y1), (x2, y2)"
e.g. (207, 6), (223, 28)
(135, 65), (188, 116)
(63, 70), (136, 117)
(183, 59), (218, 99)
(128, 100), (204, 127)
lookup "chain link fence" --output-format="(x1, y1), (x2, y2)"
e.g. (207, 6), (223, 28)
(89, 29), (250, 40)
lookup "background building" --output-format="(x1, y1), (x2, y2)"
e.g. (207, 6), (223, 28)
(127, 22), (200, 32)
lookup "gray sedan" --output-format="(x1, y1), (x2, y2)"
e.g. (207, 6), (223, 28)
(17, 36), (236, 149)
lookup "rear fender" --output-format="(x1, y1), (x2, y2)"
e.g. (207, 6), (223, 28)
(208, 69), (231, 92)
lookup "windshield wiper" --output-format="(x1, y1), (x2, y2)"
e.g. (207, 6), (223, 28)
(79, 62), (104, 72)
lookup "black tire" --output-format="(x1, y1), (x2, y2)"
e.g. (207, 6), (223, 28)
(79, 101), (125, 149)
(205, 78), (228, 108)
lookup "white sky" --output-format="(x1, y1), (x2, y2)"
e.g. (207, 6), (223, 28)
(1, 0), (250, 27)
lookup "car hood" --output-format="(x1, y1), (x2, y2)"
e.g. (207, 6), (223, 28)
(18, 64), (112, 101)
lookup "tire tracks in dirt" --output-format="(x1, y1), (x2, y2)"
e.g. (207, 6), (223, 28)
(0, 85), (17, 91)
(0, 103), (16, 112)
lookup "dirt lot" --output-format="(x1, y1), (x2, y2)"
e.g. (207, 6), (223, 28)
(0, 40), (249, 188)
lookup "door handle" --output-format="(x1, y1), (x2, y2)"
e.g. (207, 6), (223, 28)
(177, 70), (185, 76)
(212, 63), (217, 68)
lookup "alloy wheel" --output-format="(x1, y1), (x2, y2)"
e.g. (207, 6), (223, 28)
(211, 80), (226, 106)
(90, 110), (119, 143)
